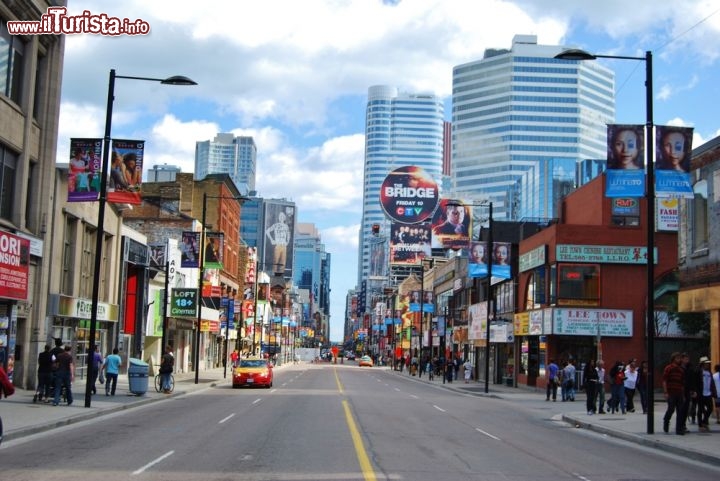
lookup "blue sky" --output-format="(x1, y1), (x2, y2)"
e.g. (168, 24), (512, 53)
(56, 1), (720, 343)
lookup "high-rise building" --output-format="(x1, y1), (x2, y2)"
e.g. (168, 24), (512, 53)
(195, 133), (257, 194)
(293, 223), (331, 330)
(451, 34), (615, 220)
(358, 85), (444, 288)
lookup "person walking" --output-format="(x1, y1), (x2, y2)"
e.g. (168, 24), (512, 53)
(696, 356), (717, 432)
(463, 358), (472, 383)
(159, 345), (175, 394)
(53, 345), (74, 406)
(103, 348), (122, 396)
(583, 359), (599, 415)
(681, 353), (696, 431)
(713, 364), (720, 424)
(662, 352), (686, 435)
(608, 360), (626, 414)
(624, 359), (638, 413)
(596, 359), (607, 414)
(636, 360), (649, 414)
(90, 345), (104, 395)
(36, 344), (54, 403)
(562, 360), (576, 402)
(546, 359), (559, 402)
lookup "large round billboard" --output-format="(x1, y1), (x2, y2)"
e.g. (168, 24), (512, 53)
(380, 166), (439, 224)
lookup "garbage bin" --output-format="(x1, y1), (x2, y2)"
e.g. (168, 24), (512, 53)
(128, 358), (149, 395)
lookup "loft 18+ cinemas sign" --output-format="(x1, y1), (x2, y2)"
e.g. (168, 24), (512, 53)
(379, 166), (439, 224)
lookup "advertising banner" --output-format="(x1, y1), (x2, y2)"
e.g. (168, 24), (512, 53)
(379, 166), (439, 224)
(108, 139), (144, 204)
(605, 124), (645, 198)
(68, 138), (102, 202)
(431, 199), (471, 250)
(553, 308), (633, 337)
(655, 126), (694, 198)
(657, 198), (679, 231)
(180, 231), (200, 268)
(171, 288), (197, 317)
(389, 222), (431, 266)
(203, 232), (224, 269)
(0, 231), (30, 300)
(263, 202), (295, 276)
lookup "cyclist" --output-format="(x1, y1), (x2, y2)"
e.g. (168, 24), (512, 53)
(159, 345), (175, 394)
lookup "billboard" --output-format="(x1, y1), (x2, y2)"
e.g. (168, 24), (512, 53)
(431, 199), (471, 250)
(108, 139), (144, 205)
(68, 138), (102, 202)
(605, 124), (645, 198)
(379, 166), (439, 224)
(655, 126), (693, 198)
(263, 202), (295, 276)
(389, 222), (431, 266)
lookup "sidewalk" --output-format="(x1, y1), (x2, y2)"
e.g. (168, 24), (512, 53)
(1, 365), (237, 443)
(391, 367), (720, 467)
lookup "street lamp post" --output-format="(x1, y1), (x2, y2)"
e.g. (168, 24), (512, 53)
(86, 69), (195, 408)
(555, 49), (654, 434)
(484, 201), (493, 394)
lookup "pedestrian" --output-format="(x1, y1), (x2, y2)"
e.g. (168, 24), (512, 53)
(596, 359), (607, 414)
(636, 360), (649, 414)
(681, 352), (696, 431)
(583, 359), (599, 415)
(662, 352), (686, 435)
(608, 360), (626, 414)
(454, 354), (462, 381)
(446, 358), (454, 383)
(103, 348), (122, 396)
(90, 345), (103, 395)
(159, 345), (175, 394)
(36, 344), (53, 403)
(624, 359), (638, 413)
(714, 364), (720, 424)
(696, 356), (717, 432)
(546, 358), (559, 401)
(230, 349), (239, 368)
(562, 360), (576, 402)
(463, 358), (472, 383)
(427, 358), (434, 381)
(53, 345), (74, 406)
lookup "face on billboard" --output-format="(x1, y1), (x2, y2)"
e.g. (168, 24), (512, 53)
(379, 166), (439, 224)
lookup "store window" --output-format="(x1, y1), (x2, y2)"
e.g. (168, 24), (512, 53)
(557, 263), (600, 306)
(0, 143), (17, 220)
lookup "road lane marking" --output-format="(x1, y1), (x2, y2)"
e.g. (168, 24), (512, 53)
(475, 428), (501, 440)
(132, 450), (174, 475)
(409, 394), (419, 399)
(342, 400), (377, 481)
(334, 368), (344, 393)
(252, 398), (262, 404)
(433, 405), (446, 412)
(219, 413), (235, 424)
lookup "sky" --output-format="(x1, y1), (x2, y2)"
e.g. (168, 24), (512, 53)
(55, 0), (720, 343)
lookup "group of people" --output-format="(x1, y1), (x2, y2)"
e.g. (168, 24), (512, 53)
(36, 339), (125, 405)
(545, 357), (651, 416)
(393, 353), (473, 383)
(662, 352), (719, 435)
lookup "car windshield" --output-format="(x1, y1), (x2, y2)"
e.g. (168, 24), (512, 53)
(239, 360), (267, 368)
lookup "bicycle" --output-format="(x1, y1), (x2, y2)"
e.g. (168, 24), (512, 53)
(154, 373), (175, 393)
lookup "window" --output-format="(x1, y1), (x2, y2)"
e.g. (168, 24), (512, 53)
(80, 225), (97, 299)
(557, 264), (600, 306)
(60, 216), (77, 295)
(691, 179), (708, 253)
(0, 22), (25, 103)
(0, 143), (17, 220)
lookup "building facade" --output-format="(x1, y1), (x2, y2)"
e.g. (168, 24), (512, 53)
(451, 34), (614, 220)
(195, 133), (257, 195)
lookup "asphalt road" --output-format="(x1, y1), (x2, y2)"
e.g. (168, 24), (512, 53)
(2, 363), (720, 480)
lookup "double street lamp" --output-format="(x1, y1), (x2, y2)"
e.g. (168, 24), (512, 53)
(85, 69), (196, 408)
(555, 49), (655, 434)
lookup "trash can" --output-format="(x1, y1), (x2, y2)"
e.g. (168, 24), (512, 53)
(128, 358), (149, 395)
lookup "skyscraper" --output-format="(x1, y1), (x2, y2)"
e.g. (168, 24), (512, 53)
(451, 34), (615, 220)
(358, 85), (444, 287)
(195, 133), (257, 194)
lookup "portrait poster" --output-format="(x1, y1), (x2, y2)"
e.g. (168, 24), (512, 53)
(203, 232), (224, 270)
(491, 242), (512, 280)
(108, 139), (144, 205)
(263, 202), (295, 277)
(468, 241), (488, 278)
(180, 231), (200, 268)
(605, 124), (645, 198)
(389, 222), (431, 266)
(655, 126), (694, 198)
(431, 199), (471, 250)
(68, 138), (102, 202)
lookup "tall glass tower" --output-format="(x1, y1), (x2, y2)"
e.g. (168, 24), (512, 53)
(195, 133), (257, 195)
(451, 35), (615, 220)
(358, 85), (444, 286)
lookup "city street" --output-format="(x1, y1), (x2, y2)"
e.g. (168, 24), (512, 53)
(2, 362), (720, 480)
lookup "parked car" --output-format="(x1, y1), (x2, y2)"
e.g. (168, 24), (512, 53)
(345, 352), (356, 361)
(358, 355), (374, 367)
(232, 358), (274, 388)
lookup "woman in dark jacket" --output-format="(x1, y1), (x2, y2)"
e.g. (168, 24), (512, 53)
(583, 359), (600, 415)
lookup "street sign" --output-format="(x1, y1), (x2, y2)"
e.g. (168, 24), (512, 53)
(171, 288), (197, 317)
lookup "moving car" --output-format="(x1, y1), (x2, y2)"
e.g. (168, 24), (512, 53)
(358, 355), (374, 367)
(232, 358), (274, 388)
